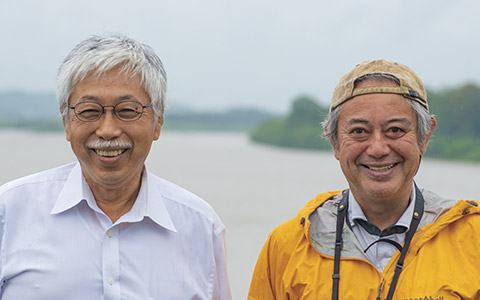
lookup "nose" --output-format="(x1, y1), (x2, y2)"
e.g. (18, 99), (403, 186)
(95, 108), (122, 140)
(365, 131), (390, 158)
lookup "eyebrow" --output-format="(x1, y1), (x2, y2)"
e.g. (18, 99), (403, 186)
(384, 118), (413, 127)
(346, 118), (370, 127)
(117, 95), (137, 101)
(345, 117), (413, 127)
(79, 95), (100, 101)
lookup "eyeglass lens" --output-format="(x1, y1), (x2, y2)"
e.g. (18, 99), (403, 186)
(74, 101), (144, 122)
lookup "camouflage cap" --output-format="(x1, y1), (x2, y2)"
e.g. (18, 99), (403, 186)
(330, 59), (428, 112)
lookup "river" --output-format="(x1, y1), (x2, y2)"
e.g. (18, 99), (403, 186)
(2, 130), (480, 299)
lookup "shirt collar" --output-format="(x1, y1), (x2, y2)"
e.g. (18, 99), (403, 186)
(51, 163), (95, 214)
(51, 162), (177, 232)
(132, 167), (177, 232)
(347, 182), (416, 230)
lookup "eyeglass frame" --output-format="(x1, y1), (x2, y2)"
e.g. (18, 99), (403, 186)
(67, 100), (153, 122)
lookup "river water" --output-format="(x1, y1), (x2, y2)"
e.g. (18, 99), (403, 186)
(1, 130), (480, 299)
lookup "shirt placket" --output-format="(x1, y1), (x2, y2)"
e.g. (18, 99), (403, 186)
(102, 226), (121, 300)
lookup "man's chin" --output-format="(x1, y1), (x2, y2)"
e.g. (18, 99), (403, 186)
(355, 181), (399, 199)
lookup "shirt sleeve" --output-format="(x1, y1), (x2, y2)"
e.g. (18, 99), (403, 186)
(0, 202), (5, 294)
(211, 224), (232, 300)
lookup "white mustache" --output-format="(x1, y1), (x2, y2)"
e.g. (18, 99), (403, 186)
(86, 139), (132, 149)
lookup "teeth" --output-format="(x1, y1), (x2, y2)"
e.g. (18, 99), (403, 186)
(369, 164), (395, 171)
(95, 149), (123, 157)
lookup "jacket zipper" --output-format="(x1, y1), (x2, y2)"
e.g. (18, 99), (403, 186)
(376, 278), (384, 300)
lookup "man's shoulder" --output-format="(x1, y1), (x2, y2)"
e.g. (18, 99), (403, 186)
(420, 188), (480, 223)
(417, 189), (480, 239)
(0, 163), (76, 196)
(146, 172), (223, 228)
(422, 189), (457, 208)
(269, 190), (342, 242)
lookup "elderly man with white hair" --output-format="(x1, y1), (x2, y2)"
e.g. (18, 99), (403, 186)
(0, 34), (231, 300)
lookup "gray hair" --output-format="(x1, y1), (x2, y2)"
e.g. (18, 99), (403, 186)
(57, 34), (167, 121)
(322, 74), (434, 149)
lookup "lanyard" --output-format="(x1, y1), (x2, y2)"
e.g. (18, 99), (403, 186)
(331, 184), (424, 300)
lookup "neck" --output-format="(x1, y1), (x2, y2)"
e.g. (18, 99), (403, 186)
(86, 174), (143, 223)
(352, 190), (412, 231)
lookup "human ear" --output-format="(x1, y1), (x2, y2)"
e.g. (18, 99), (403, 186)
(419, 116), (437, 154)
(61, 110), (71, 142)
(153, 114), (163, 141)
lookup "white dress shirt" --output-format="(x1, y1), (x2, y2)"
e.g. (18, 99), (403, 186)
(0, 162), (231, 300)
(347, 186), (415, 272)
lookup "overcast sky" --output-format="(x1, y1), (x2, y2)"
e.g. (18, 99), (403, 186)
(0, 0), (479, 113)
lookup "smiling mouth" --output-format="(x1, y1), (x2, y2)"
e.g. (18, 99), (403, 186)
(365, 163), (397, 171)
(94, 149), (126, 157)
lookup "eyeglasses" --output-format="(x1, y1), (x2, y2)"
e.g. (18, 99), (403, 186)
(68, 100), (153, 122)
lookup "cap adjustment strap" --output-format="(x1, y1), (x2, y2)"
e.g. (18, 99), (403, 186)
(351, 86), (428, 110)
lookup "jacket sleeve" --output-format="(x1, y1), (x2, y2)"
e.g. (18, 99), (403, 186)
(248, 216), (302, 300)
(248, 232), (276, 300)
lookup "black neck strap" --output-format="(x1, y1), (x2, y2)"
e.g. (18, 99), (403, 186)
(331, 191), (348, 300)
(331, 184), (424, 300)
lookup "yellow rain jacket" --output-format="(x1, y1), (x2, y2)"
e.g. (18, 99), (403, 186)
(249, 190), (480, 300)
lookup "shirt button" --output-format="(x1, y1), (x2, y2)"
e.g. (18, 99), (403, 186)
(107, 230), (114, 238)
(107, 278), (114, 285)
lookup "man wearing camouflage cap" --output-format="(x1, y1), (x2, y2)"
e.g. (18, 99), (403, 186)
(248, 59), (480, 299)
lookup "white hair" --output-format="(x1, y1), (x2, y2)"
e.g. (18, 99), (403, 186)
(56, 34), (167, 121)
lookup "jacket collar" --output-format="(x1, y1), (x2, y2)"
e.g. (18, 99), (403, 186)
(303, 188), (479, 259)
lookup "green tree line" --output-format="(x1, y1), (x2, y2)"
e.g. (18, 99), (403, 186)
(0, 91), (274, 132)
(250, 83), (480, 162)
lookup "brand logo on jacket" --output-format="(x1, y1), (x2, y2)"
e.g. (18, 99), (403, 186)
(405, 297), (444, 300)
